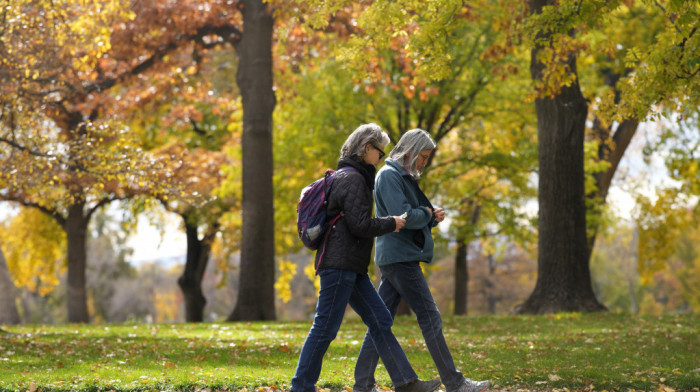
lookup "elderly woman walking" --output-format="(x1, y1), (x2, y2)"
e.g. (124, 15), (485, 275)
(290, 124), (441, 392)
(353, 129), (490, 392)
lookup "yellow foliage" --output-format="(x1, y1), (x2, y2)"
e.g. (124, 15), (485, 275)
(303, 257), (320, 296)
(639, 292), (664, 316)
(153, 289), (180, 322)
(636, 190), (693, 282)
(274, 259), (298, 303)
(0, 208), (66, 296)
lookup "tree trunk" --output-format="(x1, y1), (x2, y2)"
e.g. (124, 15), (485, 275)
(486, 254), (499, 314)
(454, 204), (480, 315)
(0, 245), (21, 324)
(228, 0), (276, 321)
(66, 203), (90, 322)
(178, 220), (214, 322)
(516, 0), (606, 314)
(454, 239), (468, 315)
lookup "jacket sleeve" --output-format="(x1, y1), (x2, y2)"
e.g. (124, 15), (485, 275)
(375, 169), (432, 230)
(337, 173), (395, 238)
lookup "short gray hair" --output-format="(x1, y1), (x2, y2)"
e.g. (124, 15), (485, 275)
(389, 128), (436, 179)
(340, 123), (391, 161)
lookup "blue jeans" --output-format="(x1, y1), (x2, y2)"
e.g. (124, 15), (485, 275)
(354, 262), (465, 391)
(290, 269), (418, 392)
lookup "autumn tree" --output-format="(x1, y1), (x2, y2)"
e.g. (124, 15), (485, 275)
(272, 0), (537, 315)
(157, 144), (231, 322)
(117, 44), (242, 323)
(2, 0), (282, 322)
(111, 0), (277, 322)
(0, 0), (209, 321)
(515, 0), (698, 313)
(515, 0), (607, 313)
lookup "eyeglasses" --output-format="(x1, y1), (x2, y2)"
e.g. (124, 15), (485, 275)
(370, 144), (386, 159)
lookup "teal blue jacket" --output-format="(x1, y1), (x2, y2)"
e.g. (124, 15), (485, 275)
(374, 158), (437, 266)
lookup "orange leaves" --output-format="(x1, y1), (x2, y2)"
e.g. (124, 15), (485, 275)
(278, 343), (291, 353)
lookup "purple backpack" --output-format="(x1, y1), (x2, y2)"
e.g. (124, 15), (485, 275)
(297, 167), (357, 255)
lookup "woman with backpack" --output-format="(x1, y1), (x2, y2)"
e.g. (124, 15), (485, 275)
(290, 123), (442, 392)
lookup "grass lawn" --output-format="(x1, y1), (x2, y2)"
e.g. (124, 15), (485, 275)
(0, 313), (698, 392)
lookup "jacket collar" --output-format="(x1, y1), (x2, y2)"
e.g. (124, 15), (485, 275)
(337, 157), (377, 190)
(384, 158), (411, 178)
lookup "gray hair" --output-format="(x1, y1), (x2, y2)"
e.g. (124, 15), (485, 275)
(389, 128), (436, 179)
(340, 123), (391, 161)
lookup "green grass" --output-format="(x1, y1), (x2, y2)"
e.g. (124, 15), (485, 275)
(1, 313), (698, 392)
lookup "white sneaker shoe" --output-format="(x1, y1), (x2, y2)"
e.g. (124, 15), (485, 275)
(455, 379), (490, 392)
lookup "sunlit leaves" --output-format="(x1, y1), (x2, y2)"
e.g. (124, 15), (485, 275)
(2, 0), (133, 75)
(0, 208), (66, 295)
(523, 0), (699, 122)
(635, 189), (695, 283)
(273, 260), (297, 303)
(270, 0), (539, 296)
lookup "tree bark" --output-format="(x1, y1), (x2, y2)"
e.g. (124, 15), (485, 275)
(515, 0), (606, 314)
(228, 0), (276, 321)
(453, 239), (468, 315)
(486, 253), (500, 314)
(178, 219), (215, 322)
(66, 202), (91, 322)
(0, 245), (21, 324)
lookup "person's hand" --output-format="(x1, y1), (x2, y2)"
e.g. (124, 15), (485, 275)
(433, 207), (445, 223)
(393, 216), (406, 232)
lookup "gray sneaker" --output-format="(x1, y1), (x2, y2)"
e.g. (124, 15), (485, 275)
(396, 379), (442, 392)
(455, 379), (490, 392)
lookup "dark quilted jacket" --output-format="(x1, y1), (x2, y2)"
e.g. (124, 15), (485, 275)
(315, 157), (396, 274)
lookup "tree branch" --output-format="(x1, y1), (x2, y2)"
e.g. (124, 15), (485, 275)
(85, 23), (242, 95)
(22, 202), (66, 228)
(86, 196), (121, 221)
(654, 0), (683, 34)
(0, 136), (57, 159)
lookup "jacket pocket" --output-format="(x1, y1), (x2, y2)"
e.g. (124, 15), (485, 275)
(412, 229), (425, 249)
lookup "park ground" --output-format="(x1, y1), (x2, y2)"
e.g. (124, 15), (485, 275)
(0, 313), (698, 392)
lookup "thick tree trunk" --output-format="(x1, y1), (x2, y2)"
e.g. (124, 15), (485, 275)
(516, 0), (606, 314)
(66, 203), (90, 322)
(0, 245), (21, 324)
(228, 0), (276, 321)
(453, 240), (468, 315)
(178, 220), (214, 322)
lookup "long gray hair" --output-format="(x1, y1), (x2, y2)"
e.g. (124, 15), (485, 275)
(389, 128), (436, 179)
(340, 123), (391, 161)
